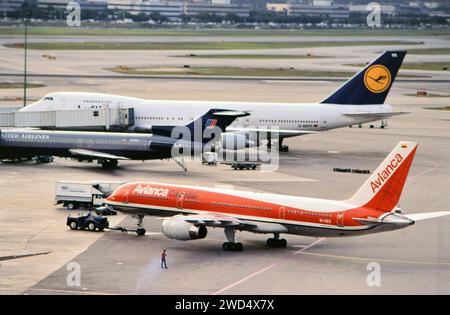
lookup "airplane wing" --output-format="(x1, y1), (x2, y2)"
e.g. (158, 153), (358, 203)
(69, 149), (130, 160)
(179, 213), (257, 228)
(226, 127), (318, 135)
(342, 111), (409, 119)
(404, 211), (450, 221)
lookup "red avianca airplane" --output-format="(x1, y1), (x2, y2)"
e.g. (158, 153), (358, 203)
(105, 141), (450, 251)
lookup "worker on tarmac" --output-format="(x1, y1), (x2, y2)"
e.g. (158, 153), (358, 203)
(161, 249), (168, 269)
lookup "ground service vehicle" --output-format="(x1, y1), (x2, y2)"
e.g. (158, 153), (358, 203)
(67, 213), (109, 232)
(55, 181), (124, 210)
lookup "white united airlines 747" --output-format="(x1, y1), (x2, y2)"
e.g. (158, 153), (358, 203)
(104, 141), (450, 251)
(22, 51), (407, 151)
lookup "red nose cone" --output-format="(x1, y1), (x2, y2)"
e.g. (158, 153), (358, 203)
(107, 184), (129, 202)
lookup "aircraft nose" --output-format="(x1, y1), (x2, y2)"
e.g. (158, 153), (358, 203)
(383, 213), (414, 226)
(107, 186), (122, 201)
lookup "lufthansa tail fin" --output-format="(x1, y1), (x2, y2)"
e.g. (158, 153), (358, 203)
(320, 50), (406, 105)
(346, 141), (418, 212)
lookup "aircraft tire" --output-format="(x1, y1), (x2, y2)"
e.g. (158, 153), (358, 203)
(234, 242), (244, 251)
(223, 242), (243, 251)
(136, 228), (146, 236)
(267, 238), (287, 248)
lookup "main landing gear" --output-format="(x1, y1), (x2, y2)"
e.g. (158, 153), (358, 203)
(267, 137), (289, 152)
(266, 233), (287, 248)
(278, 138), (289, 152)
(101, 159), (118, 170)
(222, 227), (243, 251)
(136, 214), (146, 236)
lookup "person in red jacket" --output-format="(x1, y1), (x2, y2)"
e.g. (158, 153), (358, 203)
(161, 249), (168, 269)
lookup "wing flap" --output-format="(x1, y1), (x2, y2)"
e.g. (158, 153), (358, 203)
(181, 213), (256, 228)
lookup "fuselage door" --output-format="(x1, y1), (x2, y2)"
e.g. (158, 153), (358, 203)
(123, 186), (130, 204)
(176, 193), (185, 210)
(336, 211), (345, 227)
(279, 207), (286, 219)
(321, 114), (328, 129)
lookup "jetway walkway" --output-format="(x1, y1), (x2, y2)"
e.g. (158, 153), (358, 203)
(0, 108), (134, 131)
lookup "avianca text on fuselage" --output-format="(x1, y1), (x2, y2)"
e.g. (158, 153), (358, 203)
(371, 153), (403, 193)
(132, 184), (169, 197)
(132, 184), (198, 199)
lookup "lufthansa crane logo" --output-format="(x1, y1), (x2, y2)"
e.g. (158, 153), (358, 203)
(364, 65), (391, 93)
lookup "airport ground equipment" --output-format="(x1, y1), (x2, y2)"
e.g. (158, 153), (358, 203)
(333, 168), (370, 174)
(67, 213), (109, 232)
(36, 155), (54, 164)
(227, 162), (260, 170)
(55, 181), (124, 210)
(0, 155), (54, 164)
(0, 108), (134, 131)
(202, 152), (218, 165)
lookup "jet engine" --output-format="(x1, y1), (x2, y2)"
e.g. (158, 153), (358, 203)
(220, 132), (256, 150)
(161, 217), (207, 241)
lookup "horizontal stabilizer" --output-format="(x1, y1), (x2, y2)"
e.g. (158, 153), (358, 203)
(352, 217), (383, 226)
(69, 149), (130, 160)
(404, 211), (450, 221)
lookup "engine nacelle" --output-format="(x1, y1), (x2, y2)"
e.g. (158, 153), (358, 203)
(221, 133), (256, 150)
(161, 217), (207, 241)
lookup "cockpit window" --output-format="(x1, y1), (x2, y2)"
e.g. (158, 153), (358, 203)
(44, 97), (53, 101)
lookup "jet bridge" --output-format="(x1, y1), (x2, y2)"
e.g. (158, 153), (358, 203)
(0, 108), (134, 131)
